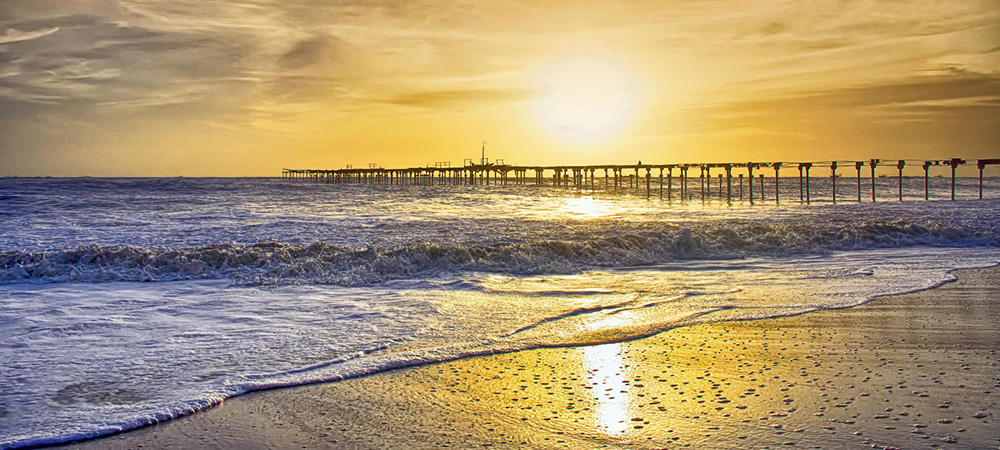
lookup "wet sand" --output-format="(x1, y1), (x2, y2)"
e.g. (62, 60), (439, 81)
(71, 267), (1000, 449)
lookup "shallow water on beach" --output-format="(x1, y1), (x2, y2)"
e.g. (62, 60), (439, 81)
(1, 177), (999, 448)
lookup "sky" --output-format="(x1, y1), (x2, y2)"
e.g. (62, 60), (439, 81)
(0, 0), (998, 176)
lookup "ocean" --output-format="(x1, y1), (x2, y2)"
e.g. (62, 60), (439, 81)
(1, 176), (998, 448)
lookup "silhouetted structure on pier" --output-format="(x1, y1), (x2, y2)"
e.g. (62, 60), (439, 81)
(282, 158), (1000, 203)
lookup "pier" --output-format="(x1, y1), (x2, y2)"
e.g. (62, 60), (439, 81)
(282, 158), (1000, 203)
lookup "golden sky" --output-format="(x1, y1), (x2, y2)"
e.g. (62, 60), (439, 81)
(1, 0), (998, 176)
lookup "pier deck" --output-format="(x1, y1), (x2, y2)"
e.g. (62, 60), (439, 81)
(282, 158), (1000, 203)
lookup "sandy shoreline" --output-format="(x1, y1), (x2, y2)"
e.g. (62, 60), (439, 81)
(68, 266), (1000, 450)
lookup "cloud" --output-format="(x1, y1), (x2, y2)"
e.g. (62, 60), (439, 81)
(757, 22), (787, 36)
(664, 70), (1000, 161)
(279, 34), (333, 69)
(811, 73), (1000, 115)
(0, 26), (60, 44)
(0, 5), (263, 107)
(379, 87), (535, 110)
(693, 71), (1000, 120)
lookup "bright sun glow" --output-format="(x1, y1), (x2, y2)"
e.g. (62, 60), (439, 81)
(534, 53), (640, 144)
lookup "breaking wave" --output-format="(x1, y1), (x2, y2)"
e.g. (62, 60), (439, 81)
(2, 219), (996, 285)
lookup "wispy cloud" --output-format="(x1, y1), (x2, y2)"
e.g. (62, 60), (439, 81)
(379, 87), (535, 111)
(0, 26), (59, 44)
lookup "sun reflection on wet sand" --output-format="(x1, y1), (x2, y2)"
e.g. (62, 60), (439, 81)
(581, 343), (632, 437)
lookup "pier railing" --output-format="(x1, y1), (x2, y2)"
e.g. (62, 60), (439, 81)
(281, 158), (1000, 203)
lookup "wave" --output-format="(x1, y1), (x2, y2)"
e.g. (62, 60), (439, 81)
(1, 219), (996, 285)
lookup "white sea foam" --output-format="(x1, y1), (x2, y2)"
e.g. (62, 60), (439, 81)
(0, 177), (999, 448)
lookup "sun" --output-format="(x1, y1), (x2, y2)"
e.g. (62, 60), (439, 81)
(533, 53), (640, 144)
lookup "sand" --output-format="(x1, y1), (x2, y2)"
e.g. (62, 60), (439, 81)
(70, 267), (1000, 450)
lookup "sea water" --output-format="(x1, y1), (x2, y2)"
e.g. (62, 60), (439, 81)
(1, 176), (998, 448)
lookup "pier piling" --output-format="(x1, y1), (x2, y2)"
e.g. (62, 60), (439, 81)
(773, 163), (782, 204)
(700, 166), (706, 202)
(978, 160), (1000, 199)
(667, 167), (673, 201)
(803, 163), (812, 204)
(870, 159), (879, 202)
(646, 167), (651, 199)
(855, 162), (863, 203)
(659, 168), (664, 199)
(725, 165), (733, 203)
(923, 161), (932, 200)
(949, 158), (965, 200)
(798, 165), (804, 202)
(705, 166), (711, 198)
(681, 166), (689, 202)
(830, 162), (838, 204)
(897, 160), (905, 201)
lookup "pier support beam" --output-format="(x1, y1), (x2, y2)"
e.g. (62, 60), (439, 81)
(975, 160), (1000, 198)
(803, 163), (811, 204)
(855, 162), (863, 202)
(977, 161), (987, 199)
(870, 159), (879, 202)
(897, 160), (905, 201)
(923, 161), (931, 200)
(949, 158), (965, 200)
(725, 165), (732, 203)
(682, 166), (690, 201)
(798, 165), (804, 203)
(646, 168), (651, 198)
(830, 162), (838, 204)
(705, 166), (711, 198)
(667, 167), (673, 202)
(772, 163), (782, 204)
(658, 168), (664, 199)
(699, 166), (706, 202)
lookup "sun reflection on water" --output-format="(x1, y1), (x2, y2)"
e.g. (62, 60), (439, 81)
(581, 343), (632, 437)
(557, 196), (616, 220)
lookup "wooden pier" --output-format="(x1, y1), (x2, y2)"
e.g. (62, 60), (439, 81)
(282, 158), (1000, 203)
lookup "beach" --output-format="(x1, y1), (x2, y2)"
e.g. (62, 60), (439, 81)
(67, 265), (999, 450)
(3, 178), (998, 449)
